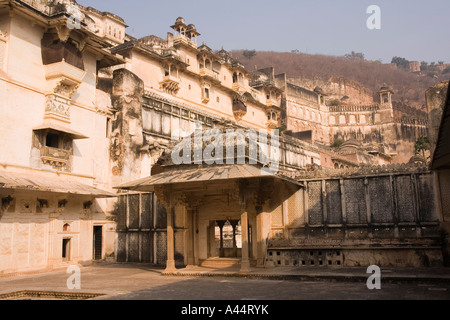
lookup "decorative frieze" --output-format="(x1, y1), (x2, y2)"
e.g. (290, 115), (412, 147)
(45, 94), (71, 123)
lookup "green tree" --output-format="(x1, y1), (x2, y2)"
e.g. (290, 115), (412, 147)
(420, 61), (429, 71)
(391, 56), (409, 69)
(243, 50), (257, 60)
(414, 136), (430, 159)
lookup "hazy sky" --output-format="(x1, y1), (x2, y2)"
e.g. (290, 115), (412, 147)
(78, 0), (450, 64)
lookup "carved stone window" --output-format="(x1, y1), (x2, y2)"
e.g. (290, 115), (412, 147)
(202, 87), (210, 104)
(32, 127), (83, 171)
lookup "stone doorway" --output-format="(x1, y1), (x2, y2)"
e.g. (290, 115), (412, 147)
(214, 220), (241, 258)
(93, 226), (103, 260)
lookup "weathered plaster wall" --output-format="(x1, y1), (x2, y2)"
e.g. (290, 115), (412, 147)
(0, 189), (114, 275)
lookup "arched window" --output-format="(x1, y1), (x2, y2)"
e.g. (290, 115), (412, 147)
(238, 73), (243, 83)
(329, 116), (335, 125)
(232, 72), (238, 84)
(63, 223), (70, 232)
(360, 115), (366, 124)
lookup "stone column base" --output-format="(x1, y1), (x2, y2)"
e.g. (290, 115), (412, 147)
(162, 260), (177, 274)
(239, 259), (251, 274)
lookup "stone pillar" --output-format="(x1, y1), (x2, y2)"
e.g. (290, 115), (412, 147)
(230, 220), (239, 257)
(217, 220), (226, 257)
(164, 204), (177, 274)
(240, 210), (251, 273)
(186, 207), (195, 267)
(256, 207), (265, 267)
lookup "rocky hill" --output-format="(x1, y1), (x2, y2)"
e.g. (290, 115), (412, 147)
(230, 50), (449, 111)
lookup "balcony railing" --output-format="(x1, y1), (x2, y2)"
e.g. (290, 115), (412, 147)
(199, 67), (220, 81)
(40, 146), (71, 168)
(232, 83), (246, 93)
(266, 98), (279, 107)
(266, 119), (280, 130)
(173, 35), (197, 49)
(44, 60), (86, 86)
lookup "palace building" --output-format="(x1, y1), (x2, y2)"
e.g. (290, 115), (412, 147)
(0, 0), (447, 275)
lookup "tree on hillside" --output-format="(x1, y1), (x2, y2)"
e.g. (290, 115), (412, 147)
(344, 51), (365, 60)
(231, 49), (440, 108)
(420, 61), (429, 71)
(391, 56), (410, 69)
(243, 50), (257, 60)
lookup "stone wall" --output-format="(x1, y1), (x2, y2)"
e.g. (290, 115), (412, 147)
(287, 76), (375, 105)
(0, 189), (113, 275)
(266, 170), (444, 267)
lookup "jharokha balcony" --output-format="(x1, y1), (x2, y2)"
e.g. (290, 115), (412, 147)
(232, 82), (247, 93)
(40, 146), (71, 168)
(266, 98), (279, 107)
(199, 67), (220, 82)
(160, 75), (181, 95)
(173, 34), (197, 49)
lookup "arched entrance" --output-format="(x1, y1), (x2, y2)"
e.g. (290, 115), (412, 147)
(214, 220), (241, 258)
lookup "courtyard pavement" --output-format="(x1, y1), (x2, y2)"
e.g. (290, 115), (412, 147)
(0, 262), (449, 302)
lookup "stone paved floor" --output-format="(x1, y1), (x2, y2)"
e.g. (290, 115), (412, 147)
(0, 263), (449, 301)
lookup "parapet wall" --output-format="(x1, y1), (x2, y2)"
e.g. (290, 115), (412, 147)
(266, 168), (443, 268)
(287, 76), (375, 105)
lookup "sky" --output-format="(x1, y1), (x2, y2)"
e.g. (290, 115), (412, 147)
(77, 0), (450, 64)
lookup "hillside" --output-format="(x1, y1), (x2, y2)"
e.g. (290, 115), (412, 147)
(229, 50), (449, 110)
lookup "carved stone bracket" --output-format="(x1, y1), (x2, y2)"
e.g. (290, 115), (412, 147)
(177, 192), (204, 210)
(0, 29), (8, 41)
(55, 24), (72, 43)
(54, 81), (80, 99)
